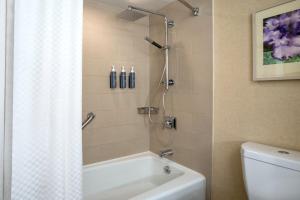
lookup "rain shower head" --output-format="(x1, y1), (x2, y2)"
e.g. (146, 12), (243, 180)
(118, 5), (167, 22)
(128, 5), (166, 18)
(117, 7), (147, 21)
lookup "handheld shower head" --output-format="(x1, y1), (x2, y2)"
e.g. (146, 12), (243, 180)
(145, 37), (163, 49)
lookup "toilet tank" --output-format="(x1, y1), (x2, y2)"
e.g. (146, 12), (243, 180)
(241, 142), (300, 200)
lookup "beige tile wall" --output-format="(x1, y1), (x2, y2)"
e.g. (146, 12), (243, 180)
(83, 0), (150, 164)
(148, 0), (213, 199)
(213, 0), (300, 199)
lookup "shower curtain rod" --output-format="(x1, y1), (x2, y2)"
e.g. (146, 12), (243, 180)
(177, 0), (199, 16)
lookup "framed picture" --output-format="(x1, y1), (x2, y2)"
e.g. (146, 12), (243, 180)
(253, 0), (300, 81)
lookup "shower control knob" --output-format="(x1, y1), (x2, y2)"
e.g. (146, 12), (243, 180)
(163, 116), (176, 129)
(168, 79), (175, 86)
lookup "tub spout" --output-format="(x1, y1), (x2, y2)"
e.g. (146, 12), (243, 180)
(159, 149), (174, 158)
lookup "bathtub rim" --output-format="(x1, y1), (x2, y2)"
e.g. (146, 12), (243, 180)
(83, 151), (205, 179)
(83, 151), (206, 200)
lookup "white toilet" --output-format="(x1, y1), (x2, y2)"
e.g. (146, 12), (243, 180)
(241, 142), (300, 200)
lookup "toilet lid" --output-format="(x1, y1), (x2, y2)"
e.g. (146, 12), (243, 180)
(241, 142), (300, 172)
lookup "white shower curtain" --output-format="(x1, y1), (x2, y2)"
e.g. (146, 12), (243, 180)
(12, 0), (83, 199)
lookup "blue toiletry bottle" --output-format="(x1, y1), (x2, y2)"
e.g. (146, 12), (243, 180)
(129, 66), (135, 89)
(120, 66), (126, 89)
(110, 65), (117, 89)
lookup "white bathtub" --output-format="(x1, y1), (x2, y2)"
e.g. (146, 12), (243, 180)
(83, 151), (206, 200)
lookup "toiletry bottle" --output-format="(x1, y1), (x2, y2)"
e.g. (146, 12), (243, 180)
(110, 65), (117, 89)
(129, 66), (135, 89)
(120, 66), (126, 89)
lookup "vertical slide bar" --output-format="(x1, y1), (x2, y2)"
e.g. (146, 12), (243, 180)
(165, 17), (169, 91)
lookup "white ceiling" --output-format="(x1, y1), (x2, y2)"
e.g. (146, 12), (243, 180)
(97, 0), (176, 11)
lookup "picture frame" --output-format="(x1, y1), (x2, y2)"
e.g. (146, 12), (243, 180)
(253, 0), (300, 81)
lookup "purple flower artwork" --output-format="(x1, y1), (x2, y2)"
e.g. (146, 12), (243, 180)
(263, 9), (300, 65)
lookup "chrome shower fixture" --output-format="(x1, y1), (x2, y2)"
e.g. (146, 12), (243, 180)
(125, 5), (173, 91)
(145, 37), (163, 49)
(178, 0), (199, 16)
(167, 20), (175, 28)
(118, 6), (146, 21)
(118, 6), (167, 22)
(164, 116), (176, 129)
(124, 4), (177, 128)
(128, 5), (166, 18)
(159, 149), (174, 158)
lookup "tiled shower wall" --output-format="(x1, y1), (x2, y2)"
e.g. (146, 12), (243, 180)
(83, 0), (150, 164)
(83, 2), (213, 198)
(149, 0), (213, 198)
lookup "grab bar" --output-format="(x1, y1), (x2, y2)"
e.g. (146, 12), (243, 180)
(82, 112), (95, 129)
